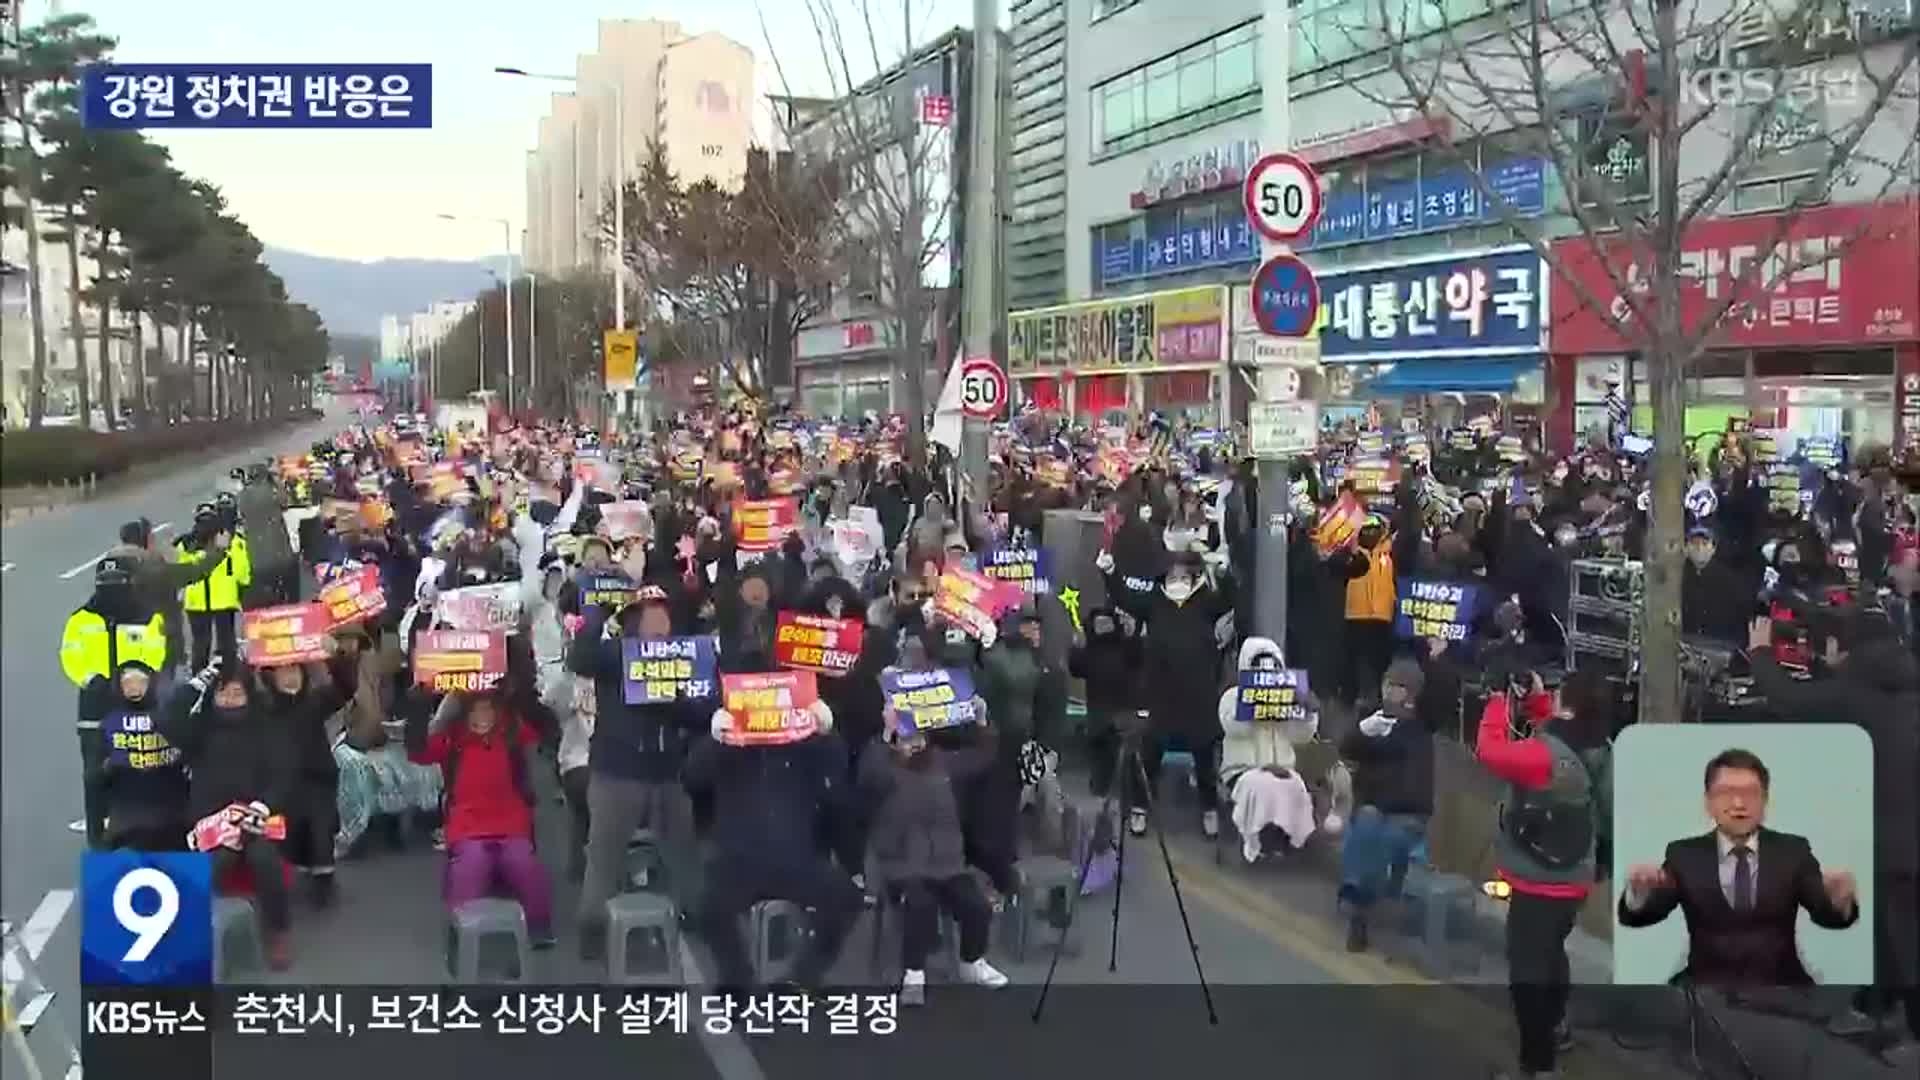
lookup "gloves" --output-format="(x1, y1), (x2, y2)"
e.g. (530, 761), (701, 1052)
(1094, 550), (1115, 573)
(977, 620), (998, 649)
(1213, 612), (1236, 650)
(1357, 710), (1397, 738)
(809, 699), (834, 734)
(710, 708), (732, 741)
(186, 661), (222, 693)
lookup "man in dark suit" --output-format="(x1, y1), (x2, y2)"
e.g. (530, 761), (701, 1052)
(1619, 747), (1859, 987)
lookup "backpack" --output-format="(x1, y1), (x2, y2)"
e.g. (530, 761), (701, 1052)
(1503, 739), (1609, 873)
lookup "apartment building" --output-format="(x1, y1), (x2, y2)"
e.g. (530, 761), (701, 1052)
(523, 19), (756, 279)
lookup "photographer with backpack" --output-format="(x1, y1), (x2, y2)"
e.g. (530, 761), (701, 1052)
(1476, 667), (1615, 1080)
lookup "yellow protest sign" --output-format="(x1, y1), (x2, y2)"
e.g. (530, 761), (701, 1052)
(604, 329), (638, 391)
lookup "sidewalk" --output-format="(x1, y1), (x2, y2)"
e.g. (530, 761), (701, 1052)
(1051, 749), (1911, 1080)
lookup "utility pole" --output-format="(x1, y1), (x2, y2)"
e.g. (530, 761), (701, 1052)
(1252, 0), (1295, 650)
(958, 0), (1005, 509)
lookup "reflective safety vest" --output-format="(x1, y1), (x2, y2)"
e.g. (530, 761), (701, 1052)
(1345, 543), (1397, 623)
(179, 536), (250, 613)
(60, 608), (168, 692)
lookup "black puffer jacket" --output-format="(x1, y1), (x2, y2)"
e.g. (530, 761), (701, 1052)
(1069, 606), (1141, 719)
(259, 664), (348, 785)
(156, 672), (298, 820)
(1141, 582), (1233, 741)
(799, 577), (886, 751)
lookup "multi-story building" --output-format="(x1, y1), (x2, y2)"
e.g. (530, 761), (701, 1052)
(1006, 0), (1069, 310)
(785, 28), (982, 419)
(1, 207), (146, 427)
(523, 19), (755, 279)
(1007, 0), (1918, 451)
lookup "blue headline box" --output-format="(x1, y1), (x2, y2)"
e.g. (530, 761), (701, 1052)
(83, 64), (433, 129)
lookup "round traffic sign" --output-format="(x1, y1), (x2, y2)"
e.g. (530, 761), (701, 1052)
(1251, 254), (1320, 338)
(1243, 152), (1323, 242)
(959, 358), (1008, 420)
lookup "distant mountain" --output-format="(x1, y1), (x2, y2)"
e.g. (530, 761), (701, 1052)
(263, 247), (522, 338)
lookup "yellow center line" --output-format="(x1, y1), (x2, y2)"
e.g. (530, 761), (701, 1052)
(1166, 846), (1654, 1080)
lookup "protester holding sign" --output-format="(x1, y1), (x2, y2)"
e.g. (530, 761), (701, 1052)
(684, 686), (860, 993)
(1217, 638), (1319, 865)
(858, 701), (1009, 1005)
(258, 657), (349, 907)
(1136, 551), (1237, 839)
(566, 589), (708, 954)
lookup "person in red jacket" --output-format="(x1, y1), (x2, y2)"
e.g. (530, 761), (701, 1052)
(1475, 669), (1613, 1080)
(410, 691), (555, 948)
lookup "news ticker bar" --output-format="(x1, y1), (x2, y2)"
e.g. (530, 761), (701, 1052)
(82, 64), (433, 129)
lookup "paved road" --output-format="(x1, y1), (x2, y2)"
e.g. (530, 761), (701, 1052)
(2, 410), (346, 1073)
(0, 417), (1699, 1080)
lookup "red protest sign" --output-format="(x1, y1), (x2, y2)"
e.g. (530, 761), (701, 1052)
(413, 630), (508, 694)
(720, 671), (821, 747)
(732, 497), (798, 552)
(241, 603), (331, 667)
(774, 612), (865, 677)
(319, 565), (386, 626)
(933, 567), (1023, 639)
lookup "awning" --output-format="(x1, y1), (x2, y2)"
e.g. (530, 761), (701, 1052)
(1364, 357), (1540, 395)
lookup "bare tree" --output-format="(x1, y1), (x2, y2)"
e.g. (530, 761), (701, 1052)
(1317, 0), (1918, 722)
(758, 0), (965, 466)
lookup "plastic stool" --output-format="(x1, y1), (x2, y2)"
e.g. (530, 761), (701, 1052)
(749, 900), (809, 985)
(605, 892), (682, 985)
(212, 896), (263, 981)
(1010, 856), (1081, 962)
(447, 898), (532, 983)
(1397, 867), (1478, 977)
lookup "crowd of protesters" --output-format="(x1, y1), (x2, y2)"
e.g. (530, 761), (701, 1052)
(57, 398), (1919, 1074)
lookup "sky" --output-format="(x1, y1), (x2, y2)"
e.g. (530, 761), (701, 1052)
(39, 0), (985, 263)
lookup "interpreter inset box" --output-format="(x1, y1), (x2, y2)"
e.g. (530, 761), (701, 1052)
(1610, 724), (1873, 987)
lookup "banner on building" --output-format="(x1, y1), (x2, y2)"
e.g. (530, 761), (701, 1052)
(1008, 286), (1225, 371)
(604, 329), (639, 391)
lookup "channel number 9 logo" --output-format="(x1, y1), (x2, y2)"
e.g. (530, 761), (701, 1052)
(80, 851), (213, 986)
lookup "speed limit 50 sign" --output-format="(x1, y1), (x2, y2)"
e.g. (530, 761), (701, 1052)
(959, 357), (1008, 420)
(1243, 152), (1323, 242)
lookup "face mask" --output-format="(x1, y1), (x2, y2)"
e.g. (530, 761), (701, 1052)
(1164, 579), (1194, 604)
(1687, 547), (1713, 568)
(1554, 527), (1579, 548)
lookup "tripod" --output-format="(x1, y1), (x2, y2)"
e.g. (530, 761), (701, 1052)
(1031, 725), (1217, 1024)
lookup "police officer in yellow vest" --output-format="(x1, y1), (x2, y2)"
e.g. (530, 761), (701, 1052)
(60, 554), (169, 846)
(178, 500), (251, 670)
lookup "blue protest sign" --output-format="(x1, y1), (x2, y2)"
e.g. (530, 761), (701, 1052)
(1236, 669), (1312, 723)
(578, 572), (637, 617)
(880, 667), (980, 734)
(83, 64), (433, 129)
(622, 635), (719, 705)
(983, 547), (1052, 595)
(102, 710), (182, 772)
(1393, 579), (1486, 641)
(81, 851), (213, 986)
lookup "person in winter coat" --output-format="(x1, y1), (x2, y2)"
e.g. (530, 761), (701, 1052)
(238, 470), (297, 605)
(93, 660), (191, 851)
(1748, 610), (1920, 1047)
(156, 661), (298, 969)
(859, 707), (1010, 1005)
(1217, 637), (1319, 865)
(106, 517), (229, 675)
(1132, 551), (1235, 838)
(1069, 605), (1142, 799)
(717, 565), (779, 674)
(259, 658), (348, 906)
(1337, 653), (1442, 951)
(409, 692), (556, 948)
(1681, 526), (1750, 645)
(971, 611), (1068, 892)
(1336, 511), (1406, 707)
(329, 623), (442, 855)
(567, 589), (709, 953)
(682, 698), (862, 993)
(1476, 668), (1614, 1080)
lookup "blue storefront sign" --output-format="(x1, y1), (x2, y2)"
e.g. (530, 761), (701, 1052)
(1317, 246), (1546, 362)
(1100, 156), (1550, 289)
(1310, 157), (1547, 249)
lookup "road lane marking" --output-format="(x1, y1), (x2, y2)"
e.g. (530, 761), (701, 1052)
(55, 521), (172, 580)
(3, 889), (74, 985)
(678, 938), (767, 1080)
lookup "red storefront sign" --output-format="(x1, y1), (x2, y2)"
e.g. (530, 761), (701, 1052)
(1549, 198), (1919, 352)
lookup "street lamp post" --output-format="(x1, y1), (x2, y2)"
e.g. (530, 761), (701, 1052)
(438, 213), (515, 411)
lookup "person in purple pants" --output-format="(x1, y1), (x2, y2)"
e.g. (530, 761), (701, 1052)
(409, 692), (555, 947)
